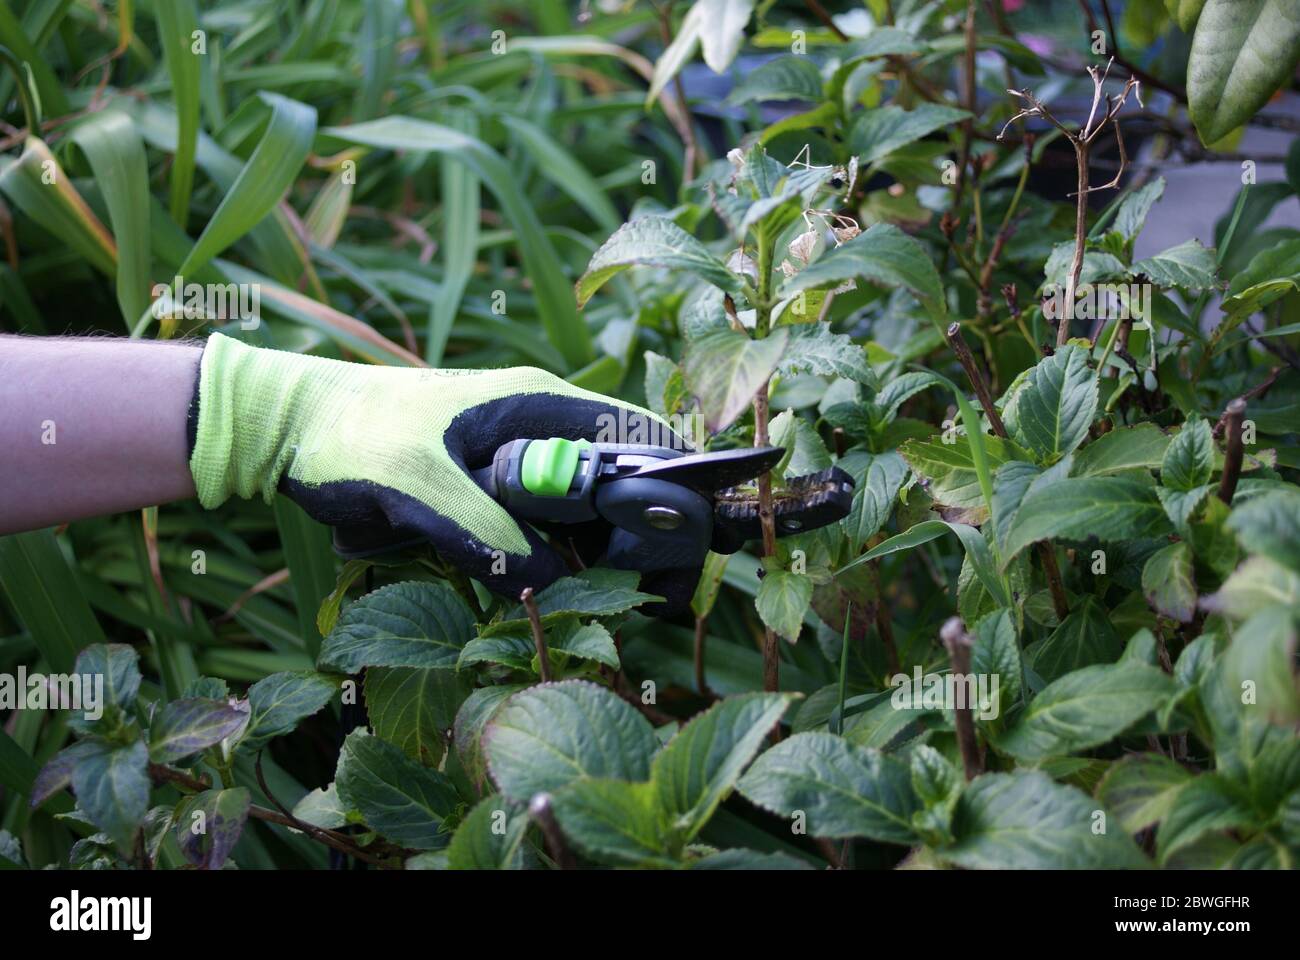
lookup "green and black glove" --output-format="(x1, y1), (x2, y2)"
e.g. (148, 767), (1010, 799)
(187, 333), (684, 601)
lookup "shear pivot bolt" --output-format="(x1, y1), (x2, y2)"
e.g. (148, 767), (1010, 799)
(643, 506), (684, 530)
(780, 518), (803, 532)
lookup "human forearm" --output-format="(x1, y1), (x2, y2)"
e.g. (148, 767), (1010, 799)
(0, 336), (200, 534)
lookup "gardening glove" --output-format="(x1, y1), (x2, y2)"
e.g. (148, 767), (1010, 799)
(187, 332), (689, 602)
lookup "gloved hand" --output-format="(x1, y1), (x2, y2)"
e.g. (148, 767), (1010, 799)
(188, 333), (688, 602)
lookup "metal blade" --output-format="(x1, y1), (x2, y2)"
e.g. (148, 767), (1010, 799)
(622, 446), (784, 494)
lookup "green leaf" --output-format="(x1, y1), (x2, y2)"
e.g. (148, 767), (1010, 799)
(900, 434), (1028, 510)
(73, 643), (142, 712)
(995, 663), (1176, 761)
(484, 680), (659, 799)
(1097, 753), (1194, 833)
(1111, 177), (1166, 244)
(835, 519), (951, 575)
(0, 529), (107, 673)
(1003, 344), (1098, 463)
(1002, 476), (1173, 565)
(1166, 0), (1207, 32)
(849, 104), (971, 165)
(173, 788), (251, 870)
(1161, 416), (1215, 491)
(550, 778), (676, 867)
(1222, 606), (1300, 724)
(647, 1), (705, 107)
(1132, 239), (1217, 289)
(178, 93), (316, 277)
(1142, 541), (1198, 623)
(292, 784), (347, 831)
(1187, 0), (1300, 144)
(652, 693), (793, 841)
(366, 667), (469, 767)
(1226, 487), (1300, 571)
(872, 370), (945, 424)
(454, 685), (524, 791)
(67, 111), (151, 328)
(149, 698), (250, 764)
(1156, 773), (1255, 862)
(728, 55), (823, 103)
(499, 114), (620, 235)
(318, 581), (475, 672)
(755, 565), (813, 642)
(941, 771), (1148, 868)
(272, 496), (336, 658)
(1027, 597), (1123, 682)
(71, 740), (149, 852)
(1221, 237), (1300, 318)
(447, 796), (530, 870)
(1205, 555), (1300, 619)
(780, 224), (945, 323)
(778, 322), (876, 387)
(238, 671), (338, 752)
(577, 216), (740, 307)
(689, 848), (813, 869)
(970, 609), (1022, 724)
(1071, 423), (1171, 476)
(480, 570), (662, 638)
(1157, 483), (1214, 536)
(839, 450), (910, 549)
(153, 0), (200, 222)
(335, 729), (458, 849)
(682, 327), (789, 432)
(737, 732), (919, 843)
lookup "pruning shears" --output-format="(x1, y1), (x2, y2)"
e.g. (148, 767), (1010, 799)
(332, 437), (855, 573)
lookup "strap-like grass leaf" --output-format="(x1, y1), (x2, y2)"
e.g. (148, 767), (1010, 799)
(153, 0), (200, 223)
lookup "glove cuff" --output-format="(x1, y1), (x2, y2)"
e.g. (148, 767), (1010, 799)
(188, 333), (326, 508)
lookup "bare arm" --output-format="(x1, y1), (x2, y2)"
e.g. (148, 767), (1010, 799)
(0, 336), (201, 534)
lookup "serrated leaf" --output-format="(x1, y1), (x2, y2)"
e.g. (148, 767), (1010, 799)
(149, 698), (250, 764)
(318, 581), (475, 672)
(901, 433), (1028, 510)
(480, 570), (663, 638)
(1132, 238), (1217, 289)
(1162, 417), (1215, 494)
(839, 449), (909, 550)
(995, 663), (1176, 760)
(1221, 606), (1300, 724)
(779, 223), (945, 320)
(1188, 0), (1300, 144)
(1003, 344), (1098, 463)
(1221, 238), (1300, 318)
(848, 104), (971, 164)
(1097, 753), (1193, 833)
(550, 778), (676, 867)
(1225, 487), (1300, 571)
(71, 740), (149, 852)
(73, 643), (142, 713)
(970, 609), (1022, 724)
(173, 788), (251, 870)
(485, 681), (659, 799)
(1156, 773), (1254, 862)
(335, 729), (458, 849)
(1026, 597), (1123, 682)
(447, 796), (530, 870)
(682, 327), (789, 432)
(755, 566), (813, 642)
(1072, 423), (1171, 476)
(1111, 177), (1166, 243)
(1002, 476), (1172, 565)
(454, 685), (524, 791)
(689, 848), (812, 869)
(778, 323), (876, 387)
(239, 671), (338, 752)
(366, 667), (469, 767)
(652, 693), (793, 840)
(576, 216), (740, 307)
(1142, 541), (1198, 623)
(1205, 555), (1300, 618)
(940, 771), (1148, 868)
(737, 732), (919, 843)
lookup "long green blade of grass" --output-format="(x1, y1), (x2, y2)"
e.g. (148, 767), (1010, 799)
(429, 105), (480, 365)
(0, 530), (106, 674)
(154, 0), (201, 224)
(68, 111), (152, 329)
(323, 116), (594, 370)
(272, 496), (336, 660)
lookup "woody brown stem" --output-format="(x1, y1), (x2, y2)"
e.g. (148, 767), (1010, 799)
(947, 324), (1068, 619)
(940, 618), (983, 781)
(1217, 399), (1246, 505)
(528, 793), (575, 869)
(521, 587), (551, 682)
